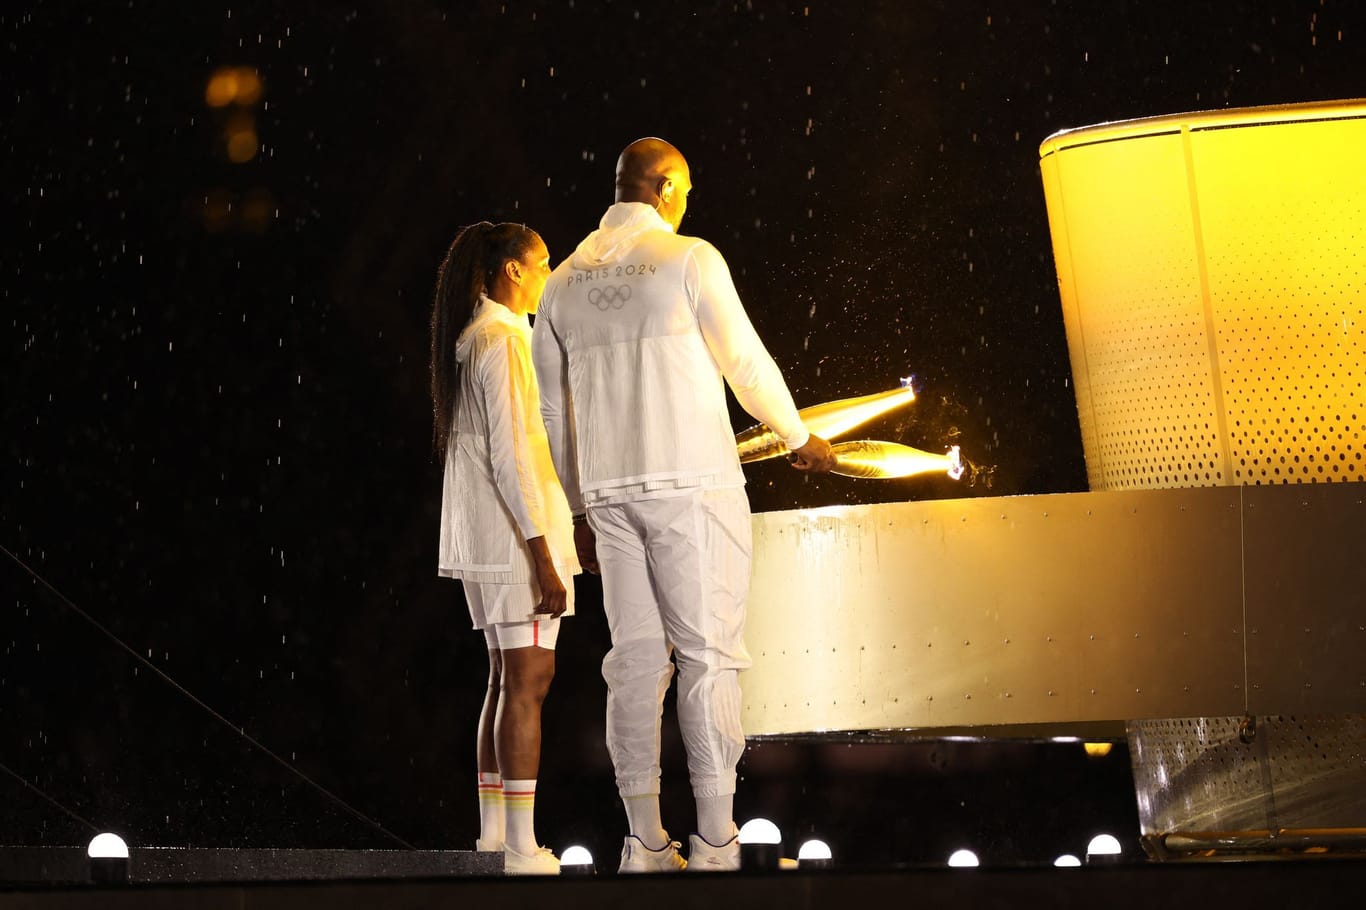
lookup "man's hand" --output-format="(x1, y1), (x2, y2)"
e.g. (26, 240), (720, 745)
(788, 434), (837, 473)
(573, 520), (599, 574)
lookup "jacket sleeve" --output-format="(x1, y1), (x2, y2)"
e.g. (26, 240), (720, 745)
(531, 300), (584, 513)
(686, 240), (810, 450)
(476, 331), (548, 540)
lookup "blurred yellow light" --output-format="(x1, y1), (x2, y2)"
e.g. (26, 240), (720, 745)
(233, 68), (263, 105)
(240, 188), (275, 232)
(205, 70), (238, 107)
(205, 66), (264, 107)
(1083, 742), (1113, 758)
(226, 129), (259, 163)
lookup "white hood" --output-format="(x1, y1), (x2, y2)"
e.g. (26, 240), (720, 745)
(456, 295), (523, 364)
(569, 202), (673, 269)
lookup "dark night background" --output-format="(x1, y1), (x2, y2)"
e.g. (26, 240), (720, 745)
(4, 0), (1363, 870)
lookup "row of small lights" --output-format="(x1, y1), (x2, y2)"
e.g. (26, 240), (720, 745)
(559, 823), (1125, 872)
(87, 826), (1124, 879)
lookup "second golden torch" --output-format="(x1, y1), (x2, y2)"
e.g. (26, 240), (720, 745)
(734, 378), (965, 482)
(736, 378), (917, 463)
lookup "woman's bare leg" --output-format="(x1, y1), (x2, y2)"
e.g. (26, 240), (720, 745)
(476, 648), (504, 848)
(495, 646), (555, 778)
(478, 648), (502, 773)
(497, 645), (556, 855)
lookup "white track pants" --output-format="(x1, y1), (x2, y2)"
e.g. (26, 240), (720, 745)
(590, 487), (753, 799)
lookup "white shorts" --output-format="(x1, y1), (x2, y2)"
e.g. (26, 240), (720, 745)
(466, 583), (561, 651)
(461, 576), (575, 627)
(481, 618), (560, 651)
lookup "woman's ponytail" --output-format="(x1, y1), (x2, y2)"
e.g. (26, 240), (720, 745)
(429, 221), (539, 461)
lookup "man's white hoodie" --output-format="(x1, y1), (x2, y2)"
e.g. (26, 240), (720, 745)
(533, 202), (809, 511)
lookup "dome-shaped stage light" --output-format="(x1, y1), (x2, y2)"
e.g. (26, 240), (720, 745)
(559, 844), (595, 876)
(87, 833), (129, 884)
(796, 838), (833, 870)
(947, 848), (979, 868)
(739, 818), (782, 871)
(1054, 853), (1082, 867)
(1086, 833), (1123, 865)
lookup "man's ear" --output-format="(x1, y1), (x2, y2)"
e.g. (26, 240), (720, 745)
(505, 258), (522, 285)
(660, 178), (675, 203)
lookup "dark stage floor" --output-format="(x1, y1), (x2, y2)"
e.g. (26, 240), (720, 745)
(3, 853), (1365, 910)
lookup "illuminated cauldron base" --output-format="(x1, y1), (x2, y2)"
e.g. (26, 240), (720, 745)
(745, 99), (1366, 861)
(1036, 98), (1366, 858)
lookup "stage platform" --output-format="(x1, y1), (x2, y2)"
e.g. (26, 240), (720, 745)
(3, 857), (1365, 910)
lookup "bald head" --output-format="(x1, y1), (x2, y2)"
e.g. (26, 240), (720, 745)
(615, 137), (692, 230)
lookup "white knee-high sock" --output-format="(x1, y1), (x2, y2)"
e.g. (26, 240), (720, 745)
(623, 794), (669, 849)
(695, 794), (736, 845)
(477, 772), (504, 847)
(477, 772), (504, 848)
(504, 779), (540, 855)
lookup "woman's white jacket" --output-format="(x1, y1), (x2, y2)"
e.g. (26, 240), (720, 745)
(438, 295), (579, 598)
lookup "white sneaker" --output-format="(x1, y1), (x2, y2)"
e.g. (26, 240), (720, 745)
(503, 844), (560, 875)
(687, 830), (740, 871)
(474, 837), (503, 852)
(618, 834), (688, 873)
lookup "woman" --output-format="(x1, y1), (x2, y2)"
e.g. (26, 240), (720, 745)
(430, 221), (579, 876)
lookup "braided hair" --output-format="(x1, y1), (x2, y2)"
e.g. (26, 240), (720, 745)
(429, 221), (541, 461)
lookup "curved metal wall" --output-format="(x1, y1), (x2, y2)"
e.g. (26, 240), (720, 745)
(1039, 100), (1366, 491)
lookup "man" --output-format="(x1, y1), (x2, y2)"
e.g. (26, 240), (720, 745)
(532, 137), (835, 872)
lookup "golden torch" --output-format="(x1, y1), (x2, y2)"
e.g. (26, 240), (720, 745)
(736, 378), (917, 463)
(829, 441), (965, 480)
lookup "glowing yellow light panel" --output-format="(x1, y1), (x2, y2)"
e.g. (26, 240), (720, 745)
(1040, 99), (1366, 491)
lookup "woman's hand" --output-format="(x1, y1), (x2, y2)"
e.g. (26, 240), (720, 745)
(527, 536), (568, 618)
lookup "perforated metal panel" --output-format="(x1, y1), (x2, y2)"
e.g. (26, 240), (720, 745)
(1039, 102), (1366, 859)
(1040, 100), (1366, 492)
(1128, 714), (1366, 856)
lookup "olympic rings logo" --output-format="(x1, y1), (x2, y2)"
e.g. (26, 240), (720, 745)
(587, 284), (632, 310)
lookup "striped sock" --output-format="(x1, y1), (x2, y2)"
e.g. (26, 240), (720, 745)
(477, 772), (504, 849)
(503, 778), (539, 855)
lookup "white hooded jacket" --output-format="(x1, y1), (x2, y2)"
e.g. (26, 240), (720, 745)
(532, 202), (809, 510)
(438, 295), (579, 597)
